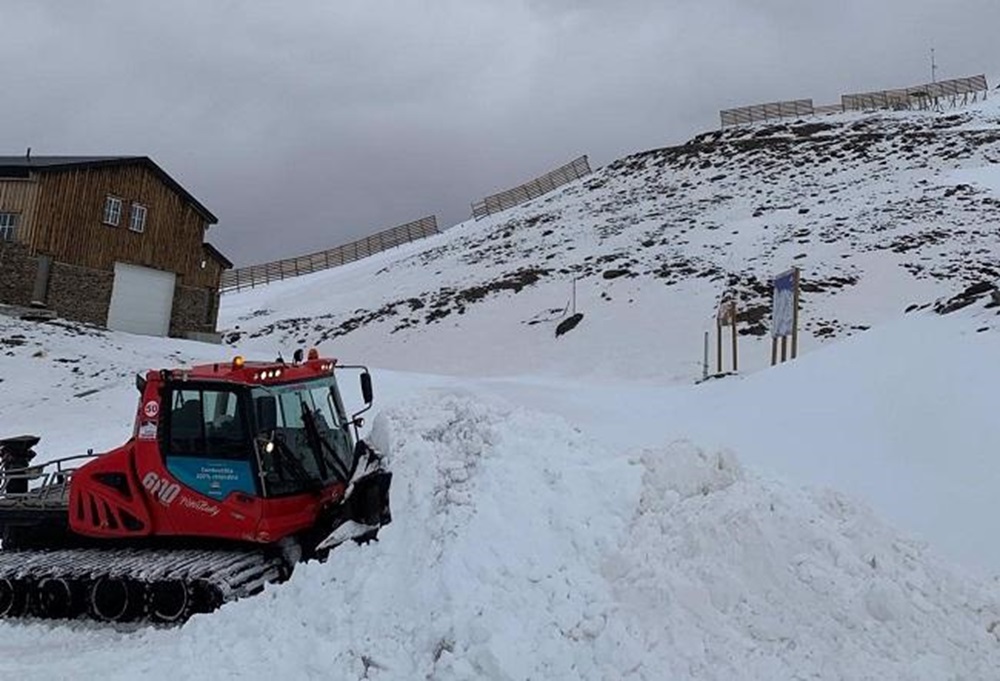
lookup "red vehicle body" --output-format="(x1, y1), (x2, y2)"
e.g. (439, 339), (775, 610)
(0, 352), (392, 623)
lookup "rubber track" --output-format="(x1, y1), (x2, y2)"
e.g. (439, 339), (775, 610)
(0, 546), (285, 606)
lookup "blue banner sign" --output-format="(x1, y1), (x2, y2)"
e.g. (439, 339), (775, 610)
(167, 458), (256, 500)
(772, 269), (797, 338)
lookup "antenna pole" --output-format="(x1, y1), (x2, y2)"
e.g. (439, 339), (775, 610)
(931, 47), (938, 83)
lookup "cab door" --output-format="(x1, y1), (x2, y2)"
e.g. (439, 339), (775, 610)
(136, 384), (263, 540)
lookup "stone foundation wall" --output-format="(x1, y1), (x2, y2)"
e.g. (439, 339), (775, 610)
(1, 247), (220, 337)
(47, 262), (114, 327)
(0, 242), (39, 307)
(170, 283), (220, 337)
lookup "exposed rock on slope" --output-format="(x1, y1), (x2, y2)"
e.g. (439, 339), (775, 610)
(223, 103), (1000, 378)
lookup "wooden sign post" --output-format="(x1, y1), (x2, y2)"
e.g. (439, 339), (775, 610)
(791, 268), (800, 360)
(716, 298), (738, 373)
(731, 300), (739, 372)
(716, 316), (723, 374)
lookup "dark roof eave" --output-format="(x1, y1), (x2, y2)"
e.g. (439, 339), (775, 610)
(202, 242), (233, 269)
(0, 155), (219, 224)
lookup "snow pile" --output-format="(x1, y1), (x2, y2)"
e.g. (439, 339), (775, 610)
(612, 443), (1000, 678)
(4, 393), (997, 680)
(463, 296), (1000, 575)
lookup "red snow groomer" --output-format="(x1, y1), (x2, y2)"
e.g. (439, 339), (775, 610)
(0, 350), (391, 624)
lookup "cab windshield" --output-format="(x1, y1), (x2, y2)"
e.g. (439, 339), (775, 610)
(251, 376), (354, 496)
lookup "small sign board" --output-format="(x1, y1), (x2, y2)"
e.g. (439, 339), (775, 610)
(772, 269), (797, 339)
(717, 299), (736, 326)
(714, 297), (738, 373)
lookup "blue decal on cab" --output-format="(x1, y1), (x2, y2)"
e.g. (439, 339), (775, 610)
(166, 458), (256, 500)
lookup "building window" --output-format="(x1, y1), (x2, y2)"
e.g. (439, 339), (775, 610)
(129, 203), (147, 233)
(103, 196), (122, 226)
(0, 212), (19, 242)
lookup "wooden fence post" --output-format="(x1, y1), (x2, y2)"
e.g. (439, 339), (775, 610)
(716, 318), (723, 373)
(731, 300), (738, 372)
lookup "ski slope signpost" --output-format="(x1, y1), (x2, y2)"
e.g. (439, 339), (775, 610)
(770, 268), (801, 365)
(716, 296), (738, 373)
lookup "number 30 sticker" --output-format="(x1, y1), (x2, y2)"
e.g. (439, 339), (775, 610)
(144, 401), (160, 419)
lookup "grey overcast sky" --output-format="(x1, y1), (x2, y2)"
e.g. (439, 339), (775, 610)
(2, 1), (997, 265)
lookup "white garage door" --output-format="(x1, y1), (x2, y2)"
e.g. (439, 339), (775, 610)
(107, 262), (176, 336)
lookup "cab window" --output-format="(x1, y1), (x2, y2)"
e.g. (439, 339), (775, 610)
(168, 388), (248, 460)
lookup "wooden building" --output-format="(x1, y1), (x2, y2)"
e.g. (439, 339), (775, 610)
(0, 155), (231, 339)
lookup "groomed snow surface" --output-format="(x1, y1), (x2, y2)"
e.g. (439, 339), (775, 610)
(2, 302), (1000, 679)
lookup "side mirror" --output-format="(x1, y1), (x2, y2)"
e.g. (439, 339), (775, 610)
(135, 373), (147, 393)
(360, 371), (373, 405)
(293, 348), (304, 364)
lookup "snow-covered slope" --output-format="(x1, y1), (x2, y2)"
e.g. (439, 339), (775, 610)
(222, 99), (1000, 381)
(3, 101), (1000, 679)
(3, 299), (1000, 679)
(2, 393), (999, 680)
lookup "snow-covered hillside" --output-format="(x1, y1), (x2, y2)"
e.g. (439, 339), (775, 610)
(222, 99), (1000, 381)
(3, 100), (1000, 679)
(2, 298), (1000, 680)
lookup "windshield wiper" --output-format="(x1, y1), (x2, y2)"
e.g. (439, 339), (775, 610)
(266, 434), (316, 486)
(300, 403), (350, 483)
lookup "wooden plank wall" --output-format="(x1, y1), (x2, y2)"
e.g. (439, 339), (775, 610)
(220, 215), (439, 293)
(0, 179), (42, 244)
(32, 165), (217, 287)
(199, 251), (227, 291)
